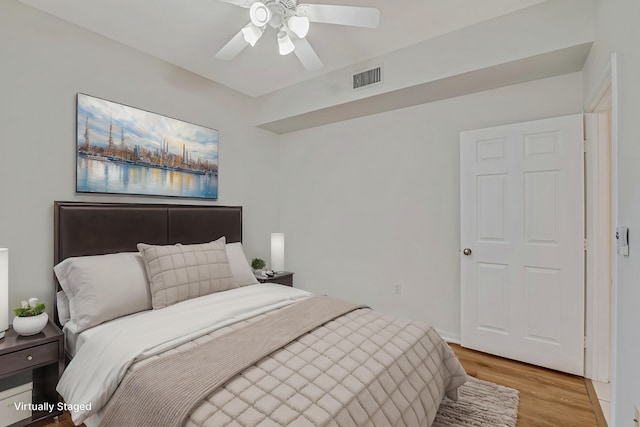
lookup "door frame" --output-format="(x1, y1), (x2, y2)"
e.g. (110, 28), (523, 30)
(583, 53), (618, 413)
(584, 111), (610, 383)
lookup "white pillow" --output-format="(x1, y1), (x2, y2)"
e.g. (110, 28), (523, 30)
(226, 242), (259, 287)
(56, 290), (71, 326)
(137, 237), (235, 309)
(53, 252), (152, 332)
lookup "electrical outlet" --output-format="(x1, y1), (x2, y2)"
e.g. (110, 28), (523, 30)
(393, 283), (402, 295)
(634, 405), (639, 427)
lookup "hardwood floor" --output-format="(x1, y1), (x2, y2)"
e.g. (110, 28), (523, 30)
(451, 344), (601, 427)
(38, 345), (601, 427)
(32, 412), (79, 427)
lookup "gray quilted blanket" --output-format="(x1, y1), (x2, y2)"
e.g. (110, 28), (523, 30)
(103, 304), (466, 426)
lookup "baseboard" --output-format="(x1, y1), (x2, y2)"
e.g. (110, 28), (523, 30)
(436, 328), (460, 345)
(585, 379), (609, 427)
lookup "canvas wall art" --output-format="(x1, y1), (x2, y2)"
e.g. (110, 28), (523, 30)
(76, 93), (219, 199)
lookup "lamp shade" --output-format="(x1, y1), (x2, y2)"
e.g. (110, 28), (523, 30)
(271, 233), (285, 272)
(0, 249), (7, 339)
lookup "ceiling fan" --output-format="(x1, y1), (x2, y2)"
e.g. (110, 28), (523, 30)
(214, 0), (380, 71)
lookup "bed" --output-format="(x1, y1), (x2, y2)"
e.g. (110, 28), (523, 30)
(53, 201), (466, 427)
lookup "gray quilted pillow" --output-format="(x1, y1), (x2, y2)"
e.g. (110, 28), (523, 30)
(137, 238), (236, 309)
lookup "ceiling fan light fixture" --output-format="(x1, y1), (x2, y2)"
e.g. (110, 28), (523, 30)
(277, 31), (295, 55)
(249, 2), (271, 27)
(241, 23), (263, 46)
(288, 16), (310, 38)
(217, 1), (382, 71)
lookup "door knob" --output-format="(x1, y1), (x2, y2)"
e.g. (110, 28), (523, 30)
(463, 248), (472, 256)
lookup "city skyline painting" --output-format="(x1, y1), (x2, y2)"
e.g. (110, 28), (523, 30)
(76, 93), (219, 199)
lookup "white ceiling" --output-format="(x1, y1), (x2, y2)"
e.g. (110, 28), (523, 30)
(19, 0), (548, 98)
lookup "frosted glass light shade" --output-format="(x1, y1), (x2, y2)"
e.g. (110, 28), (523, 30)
(241, 23), (263, 47)
(271, 233), (285, 272)
(277, 31), (295, 55)
(249, 2), (272, 27)
(0, 249), (7, 339)
(288, 16), (310, 38)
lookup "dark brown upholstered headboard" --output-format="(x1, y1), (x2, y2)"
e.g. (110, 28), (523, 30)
(53, 201), (242, 326)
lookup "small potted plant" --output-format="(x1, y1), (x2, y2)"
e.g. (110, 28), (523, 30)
(13, 298), (48, 336)
(251, 258), (266, 275)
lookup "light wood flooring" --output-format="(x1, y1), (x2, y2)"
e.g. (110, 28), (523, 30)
(37, 344), (602, 427)
(451, 344), (603, 427)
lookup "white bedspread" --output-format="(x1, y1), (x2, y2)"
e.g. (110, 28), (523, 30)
(57, 284), (313, 425)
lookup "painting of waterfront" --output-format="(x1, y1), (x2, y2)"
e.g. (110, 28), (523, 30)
(76, 93), (219, 199)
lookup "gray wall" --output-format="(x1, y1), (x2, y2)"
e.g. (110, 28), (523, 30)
(279, 73), (584, 339)
(0, 2), (281, 320)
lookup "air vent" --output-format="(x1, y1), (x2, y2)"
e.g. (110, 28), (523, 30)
(353, 65), (383, 90)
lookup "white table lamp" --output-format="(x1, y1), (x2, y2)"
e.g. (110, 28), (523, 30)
(271, 233), (285, 273)
(0, 248), (7, 339)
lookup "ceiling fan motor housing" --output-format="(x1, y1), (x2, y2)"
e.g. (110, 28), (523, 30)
(258, 0), (299, 29)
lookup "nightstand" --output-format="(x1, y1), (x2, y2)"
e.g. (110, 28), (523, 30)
(256, 272), (294, 287)
(0, 320), (64, 427)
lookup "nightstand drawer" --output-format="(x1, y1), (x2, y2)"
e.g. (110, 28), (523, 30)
(270, 275), (293, 287)
(0, 342), (58, 376)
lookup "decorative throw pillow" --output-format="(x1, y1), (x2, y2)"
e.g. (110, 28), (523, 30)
(137, 237), (236, 309)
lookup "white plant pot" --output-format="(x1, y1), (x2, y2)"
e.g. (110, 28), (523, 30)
(13, 312), (48, 336)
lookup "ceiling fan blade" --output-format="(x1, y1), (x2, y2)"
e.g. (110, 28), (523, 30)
(298, 4), (380, 28)
(293, 37), (323, 71)
(214, 30), (249, 60)
(218, 0), (254, 8)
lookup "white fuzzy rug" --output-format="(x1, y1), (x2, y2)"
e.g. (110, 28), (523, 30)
(433, 376), (519, 427)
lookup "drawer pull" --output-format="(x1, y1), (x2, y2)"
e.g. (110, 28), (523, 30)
(27, 355), (33, 361)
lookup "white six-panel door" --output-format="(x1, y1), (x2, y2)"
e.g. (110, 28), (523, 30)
(460, 114), (584, 375)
